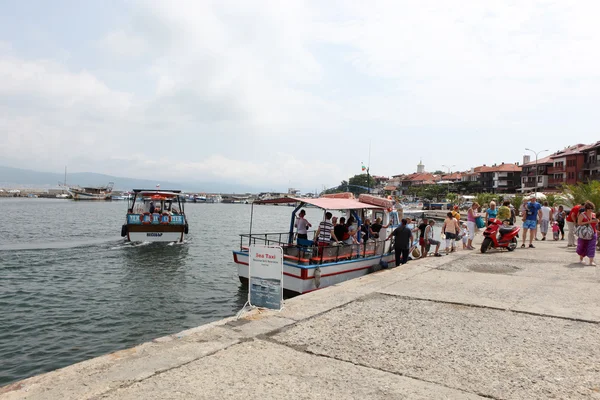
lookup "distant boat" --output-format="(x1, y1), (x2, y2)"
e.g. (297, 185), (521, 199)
(207, 194), (222, 203)
(67, 182), (114, 201)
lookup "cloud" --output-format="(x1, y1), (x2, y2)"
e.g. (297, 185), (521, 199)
(98, 30), (149, 58)
(2, 1), (600, 191)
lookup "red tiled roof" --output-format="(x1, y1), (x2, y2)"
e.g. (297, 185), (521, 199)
(441, 172), (462, 180)
(477, 163), (521, 172)
(406, 173), (440, 182)
(550, 144), (587, 159)
(522, 156), (554, 167)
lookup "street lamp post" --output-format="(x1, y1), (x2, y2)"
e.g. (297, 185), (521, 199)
(441, 164), (456, 200)
(525, 148), (549, 194)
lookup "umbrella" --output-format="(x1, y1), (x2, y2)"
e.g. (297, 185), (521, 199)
(526, 192), (546, 200)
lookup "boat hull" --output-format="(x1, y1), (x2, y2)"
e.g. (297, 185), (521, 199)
(233, 251), (396, 294)
(127, 225), (185, 243)
(128, 231), (184, 242)
(68, 191), (111, 200)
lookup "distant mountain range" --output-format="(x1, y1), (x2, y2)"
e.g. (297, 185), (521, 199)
(0, 165), (261, 194)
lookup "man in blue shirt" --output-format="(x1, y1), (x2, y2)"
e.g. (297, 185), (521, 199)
(522, 196), (542, 248)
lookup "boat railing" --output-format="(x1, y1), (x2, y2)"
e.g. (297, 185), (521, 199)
(127, 214), (186, 225)
(239, 232), (393, 265)
(239, 231), (317, 248)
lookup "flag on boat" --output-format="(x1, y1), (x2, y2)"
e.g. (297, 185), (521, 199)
(156, 184), (160, 189)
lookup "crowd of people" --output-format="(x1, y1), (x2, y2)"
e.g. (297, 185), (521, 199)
(297, 196), (598, 268)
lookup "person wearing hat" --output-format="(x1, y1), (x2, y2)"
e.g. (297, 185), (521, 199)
(294, 209), (312, 241)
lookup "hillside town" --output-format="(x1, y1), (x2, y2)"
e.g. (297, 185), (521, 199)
(380, 141), (600, 197)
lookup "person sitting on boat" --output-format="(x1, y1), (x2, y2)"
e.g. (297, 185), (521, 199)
(334, 217), (348, 244)
(344, 216), (359, 245)
(149, 201), (156, 214)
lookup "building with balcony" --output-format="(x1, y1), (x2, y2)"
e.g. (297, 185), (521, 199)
(521, 154), (553, 192)
(478, 163), (522, 193)
(547, 144), (587, 189)
(582, 141), (600, 182)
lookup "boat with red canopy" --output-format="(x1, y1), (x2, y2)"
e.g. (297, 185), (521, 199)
(233, 193), (405, 294)
(121, 189), (189, 243)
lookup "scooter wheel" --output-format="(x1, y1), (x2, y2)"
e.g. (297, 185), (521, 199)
(480, 237), (492, 253)
(507, 237), (517, 251)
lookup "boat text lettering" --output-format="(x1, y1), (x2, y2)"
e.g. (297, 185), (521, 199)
(147, 233), (163, 237)
(255, 253), (276, 260)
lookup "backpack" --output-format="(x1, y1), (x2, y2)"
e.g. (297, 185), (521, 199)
(526, 202), (536, 217)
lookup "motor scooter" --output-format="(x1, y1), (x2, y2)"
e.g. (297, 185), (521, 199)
(480, 218), (520, 253)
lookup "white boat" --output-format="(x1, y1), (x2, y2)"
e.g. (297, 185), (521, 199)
(233, 193), (416, 294)
(121, 189), (189, 243)
(207, 194), (222, 203)
(68, 182), (114, 200)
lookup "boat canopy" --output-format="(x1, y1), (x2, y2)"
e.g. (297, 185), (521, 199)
(132, 189), (185, 198)
(254, 196), (385, 210)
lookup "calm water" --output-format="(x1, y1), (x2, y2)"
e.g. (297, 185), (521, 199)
(0, 199), (326, 386)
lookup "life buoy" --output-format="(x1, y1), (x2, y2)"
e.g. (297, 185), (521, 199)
(140, 212), (152, 225)
(159, 213), (172, 225)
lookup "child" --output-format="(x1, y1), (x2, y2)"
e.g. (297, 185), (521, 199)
(461, 223), (468, 249)
(552, 221), (560, 241)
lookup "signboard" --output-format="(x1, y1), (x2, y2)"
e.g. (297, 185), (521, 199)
(248, 245), (283, 310)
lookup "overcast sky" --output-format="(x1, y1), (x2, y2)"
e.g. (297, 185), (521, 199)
(1, 1), (599, 192)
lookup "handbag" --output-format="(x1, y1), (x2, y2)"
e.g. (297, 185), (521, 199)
(575, 224), (594, 240)
(475, 216), (485, 229)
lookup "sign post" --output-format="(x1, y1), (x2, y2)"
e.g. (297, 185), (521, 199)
(248, 245), (283, 311)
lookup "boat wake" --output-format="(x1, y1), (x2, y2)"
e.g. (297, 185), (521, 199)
(0, 237), (123, 252)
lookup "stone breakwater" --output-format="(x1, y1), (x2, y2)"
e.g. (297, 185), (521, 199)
(2, 238), (600, 399)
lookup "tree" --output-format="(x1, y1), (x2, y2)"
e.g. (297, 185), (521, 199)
(432, 170), (445, 175)
(348, 174), (375, 191)
(512, 195), (524, 212)
(562, 181), (600, 208)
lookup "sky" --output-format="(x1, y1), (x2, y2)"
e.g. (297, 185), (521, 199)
(1, 0), (600, 192)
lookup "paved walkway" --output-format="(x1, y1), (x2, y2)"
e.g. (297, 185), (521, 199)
(2, 238), (600, 399)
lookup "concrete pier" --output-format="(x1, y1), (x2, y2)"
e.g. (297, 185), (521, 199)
(2, 239), (600, 399)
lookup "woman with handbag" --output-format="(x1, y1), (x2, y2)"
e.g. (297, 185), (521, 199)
(576, 201), (598, 266)
(466, 202), (480, 250)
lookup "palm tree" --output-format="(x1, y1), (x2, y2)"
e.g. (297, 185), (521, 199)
(561, 181), (600, 208)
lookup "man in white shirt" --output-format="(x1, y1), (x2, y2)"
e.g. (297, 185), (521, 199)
(540, 201), (553, 241)
(295, 209), (312, 241)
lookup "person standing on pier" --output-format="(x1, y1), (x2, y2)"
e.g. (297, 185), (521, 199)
(522, 196), (542, 248)
(387, 218), (413, 266)
(576, 201), (597, 266)
(540, 201), (552, 241)
(466, 202), (479, 250)
(566, 203), (583, 247)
